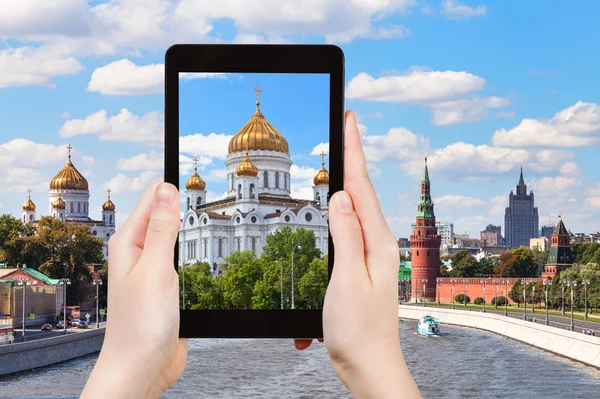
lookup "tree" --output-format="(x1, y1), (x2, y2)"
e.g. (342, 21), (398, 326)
(473, 257), (496, 276)
(455, 294), (470, 304)
(532, 247), (550, 277)
(298, 256), (328, 309)
(494, 247), (537, 277)
(449, 251), (475, 277)
(0, 214), (35, 266)
(491, 296), (507, 306)
(474, 297), (485, 305)
(252, 258), (284, 309)
(220, 251), (263, 309)
(440, 261), (450, 277)
(509, 280), (523, 305)
(185, 262), (223, 310)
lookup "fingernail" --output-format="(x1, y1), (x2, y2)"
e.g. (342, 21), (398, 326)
(335, 191), (353, 213)
(155, 183), (175, 207)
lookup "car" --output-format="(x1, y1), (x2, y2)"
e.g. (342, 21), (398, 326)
(77, 321), (88, 329)
(71, 319), (81, 327)
(41, 324), (52, 332)
(56, 321), (66, 329)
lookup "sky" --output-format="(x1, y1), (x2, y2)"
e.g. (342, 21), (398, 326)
(1, 0), (599, 239)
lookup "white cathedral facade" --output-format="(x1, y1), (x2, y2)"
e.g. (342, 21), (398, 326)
(179, 88), (330, 274)
(20, 145), (116, 260)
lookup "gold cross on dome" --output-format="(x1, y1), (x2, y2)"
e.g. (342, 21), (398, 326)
(67, 144), (73, 158)
(107, 188), (111, 198)
(27, 188), (32, 197)
(254, 85), (262, 102)
(192, 156), (199, 170)
(320, 151), (326, 166)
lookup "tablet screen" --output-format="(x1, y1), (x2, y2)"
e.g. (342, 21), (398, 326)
(178, 73), (330, 311)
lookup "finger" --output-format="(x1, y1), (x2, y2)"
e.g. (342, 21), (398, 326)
(317, 338), (324, 343)
(329, 191), (369, 283)
(137, 183), (180, 274)
(294, 339), (313, 350)
(107, 179), (163, 280)
(343, 111), (397, 273)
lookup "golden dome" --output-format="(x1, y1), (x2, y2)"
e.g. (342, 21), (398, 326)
(227, 86), (289, 155)
(313, 152), (329, 186)
(22, 189), (36, 211)
(49, 145), (88, 191)
(236, 150), (259, 177)
(185, 156), (206, 191)
(102, 189), (115, 211)
(52, 194), (66, 210)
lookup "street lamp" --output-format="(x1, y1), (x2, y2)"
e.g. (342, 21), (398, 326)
(521, 280), (527, 320)
(462, 279), (468, 307)
(277, 259), (284, 309)
(92, 278), (103, 329)
(422, 279), (428, 307)
(559, 279), (566, 316)
(414, 278), (419, 304)
(450, 278), (456, 309)
(582, 280), (590, 320)
(59, 278), (71, 335)
(503, 279), (508, 316)
(568, 280), (576, 331)
(17, 277), (38, 342)
(480, 279), (487, 313)
(542, 279), (552, 326)
(436, 278), (441, 305)
(291, 239), (302, 310)
(531, 282), (536, 314)
(493, 278), (499, 310)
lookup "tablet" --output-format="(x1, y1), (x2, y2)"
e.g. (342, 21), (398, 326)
(165, 44), (344, 338)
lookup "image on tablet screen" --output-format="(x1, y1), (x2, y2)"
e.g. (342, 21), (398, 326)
(178, 73), (330, 310)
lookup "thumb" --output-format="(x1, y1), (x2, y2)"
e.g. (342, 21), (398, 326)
(138, 182), (180, 269)
(329, 191), (369, 282)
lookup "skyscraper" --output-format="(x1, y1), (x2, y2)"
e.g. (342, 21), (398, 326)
(504, 167), (539, 248)
(410, 158), (441, 302)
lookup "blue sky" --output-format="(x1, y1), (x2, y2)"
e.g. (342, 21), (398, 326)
(1, 0), (599, 239)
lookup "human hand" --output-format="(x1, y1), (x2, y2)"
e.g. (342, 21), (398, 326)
(296, 111), (420, 398)
(81, 181), (187, 399)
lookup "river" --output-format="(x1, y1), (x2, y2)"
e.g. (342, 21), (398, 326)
(1, 320), (599, 398)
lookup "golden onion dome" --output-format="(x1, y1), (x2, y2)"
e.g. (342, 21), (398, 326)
(49, 145), (88, 191)
(313, 152), (330, 186)
(102, 189), (116, 211)
(22, 189), (36, 211)
(185, 156), (206, 191)
(52, 194), (66, 210)
(227, 86), (289, 155)
(236, 150), (259, 177)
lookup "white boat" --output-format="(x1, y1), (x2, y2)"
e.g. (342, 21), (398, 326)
(416, 315), (440, 336)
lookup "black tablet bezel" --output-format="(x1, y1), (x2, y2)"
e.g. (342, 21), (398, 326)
(165, 44), (344, 338)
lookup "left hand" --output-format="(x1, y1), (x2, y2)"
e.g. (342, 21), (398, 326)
(81, 181), (187, 398)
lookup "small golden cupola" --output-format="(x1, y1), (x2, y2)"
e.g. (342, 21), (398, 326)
(227, 86), (289, 155)
(236, 149), (259, 177)
(313, 151), (330, 186)
(185, 156), (206, 191)
(49, 145), (89, 191)
(52, 193), (66, 210)
(22, 189), (36, 211)
(102, 189), (116, 211)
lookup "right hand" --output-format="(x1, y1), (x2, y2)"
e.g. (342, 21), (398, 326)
(323, 111), (421, 398)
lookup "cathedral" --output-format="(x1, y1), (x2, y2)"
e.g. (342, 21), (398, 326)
(20, 145), (116, 260)
(178, 87), (330, 274)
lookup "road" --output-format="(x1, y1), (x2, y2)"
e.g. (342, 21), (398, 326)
(8, 321), (106, 344)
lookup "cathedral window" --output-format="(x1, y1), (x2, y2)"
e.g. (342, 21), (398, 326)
(237, 238), (241, 251)
(251, 216), (257, 223)
(305, 213), (312, 222)
(427, 250), (430, 256)
(285, 215), (290, 222)
(218, 238), (223, 258)
(250, 184), (256, 199)
(251, 237), (256, 253)
(189, 216), (194, 226)
(417, 251), (419, 256)
(70, 203), (73, 213)
(187, 197), (190, 209)
(275, 172), (280, 189)
(236, 217), (240, 224)
(93, 230), (97, 236)
(29, 215), (33, 222)
(78, 203), (81, 213)
(316, 193), (320, 204)
(238, 184), (242, 199)
(196, 197), (202, 208)
(263, 171), (269, 188)
(203, 239), (207, 258)
(109, 215), (113, 225)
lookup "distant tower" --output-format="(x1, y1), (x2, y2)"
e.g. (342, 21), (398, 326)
(102, 189), (116, 227)
(313, 151), (330, 210)
(51, 193), (66, 222)
(235, 148), (260, 212)
(410, 158), (441, 302)
(22, 189), (36, 223)
(542, 215), (573, 279)
(504, 167), (539, 248)
(185, 156), (207, 211)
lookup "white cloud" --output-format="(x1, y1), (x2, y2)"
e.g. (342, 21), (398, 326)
(346, 69), (486, 104)
(179, 133), (233, 159)
(361, 127), (430, 163)
(117, 151), (164, 171)
(430, 96), (510, 126)
(362, 25), (411, 39)
(104, 171), (160, 194)
(290, 165), (318, 180)
(494, 111), (516, 119)
(531, 149), (573, 173)
(87, 59), (163, 96)
(434, 194), (485, 208)
(0, 46), (83, 88)
(367, 163), (382, 178)
(203, 168), (227, 182)
(584, 197), (600, 210)
(179, 154), (214, 176)
(82, 156), (95, 166)
(559, 162), (580, 176)
(231, 34), (291, 44)
(0, 139), (67, 168)
(59, 109), (163, 145)
(0, 168), (47, 194)
(492, 101), (600, 147)
(310, 142), (329, 155)
(528, 176), (581, 197)
(489, 194), (507, 216)
(441, 0), (487, 20)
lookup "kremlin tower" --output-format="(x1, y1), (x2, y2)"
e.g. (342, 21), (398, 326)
(410, 158), (441, 302)
(542, 215), (573, 279)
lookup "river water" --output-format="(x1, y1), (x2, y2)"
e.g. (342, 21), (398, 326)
(1, 320), (600, 398)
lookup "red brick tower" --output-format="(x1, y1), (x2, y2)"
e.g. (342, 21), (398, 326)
(410, 158), (441, 302)
(542, 215), (573, 279)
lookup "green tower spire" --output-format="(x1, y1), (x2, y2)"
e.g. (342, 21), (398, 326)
(417, 157), (435, 218)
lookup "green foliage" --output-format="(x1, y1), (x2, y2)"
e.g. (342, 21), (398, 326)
(455, 294), (470, 304)
(572, 243), (600, 265)
(474, 297), (485, 305)
(491, 296), (507, 306)
(0, 214), (36, 266)
(494, 247), (538, 277)
(447, 251), (498, 277)
(298, 256), (328, 309)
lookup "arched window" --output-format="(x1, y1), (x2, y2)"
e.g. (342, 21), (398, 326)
(77, 203), (81, 213)
(29, 215), (33, 222)
(110, 215), (113, 225)
(263, 171), (269, 188)
(275, 172), (280, 188)
(250, 184), (255, 199)
(417, 250), (419, 256)
(238, 184), (242, 199)
(69, 203), (73, 213)
(203, 239), (207, 258)
(196, 197), (202, 208)
(251, 237), (256, 253)
(218, 238), (223, 257)
(316, 193), (320, 204)
(237, 238), (241, 251)
(187, 197), (190, 209)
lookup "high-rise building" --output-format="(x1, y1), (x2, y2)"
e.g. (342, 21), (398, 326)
(542, 216), (573, 279)
(410, 158), (441, 302)
(541, 224), (555, 241)
(504, 167), (539, 248)
(480, 224), (502, 247)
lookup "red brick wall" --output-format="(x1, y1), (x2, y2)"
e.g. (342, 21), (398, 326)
(1, 269), (45, 285)
(435, 277), (542, 304)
